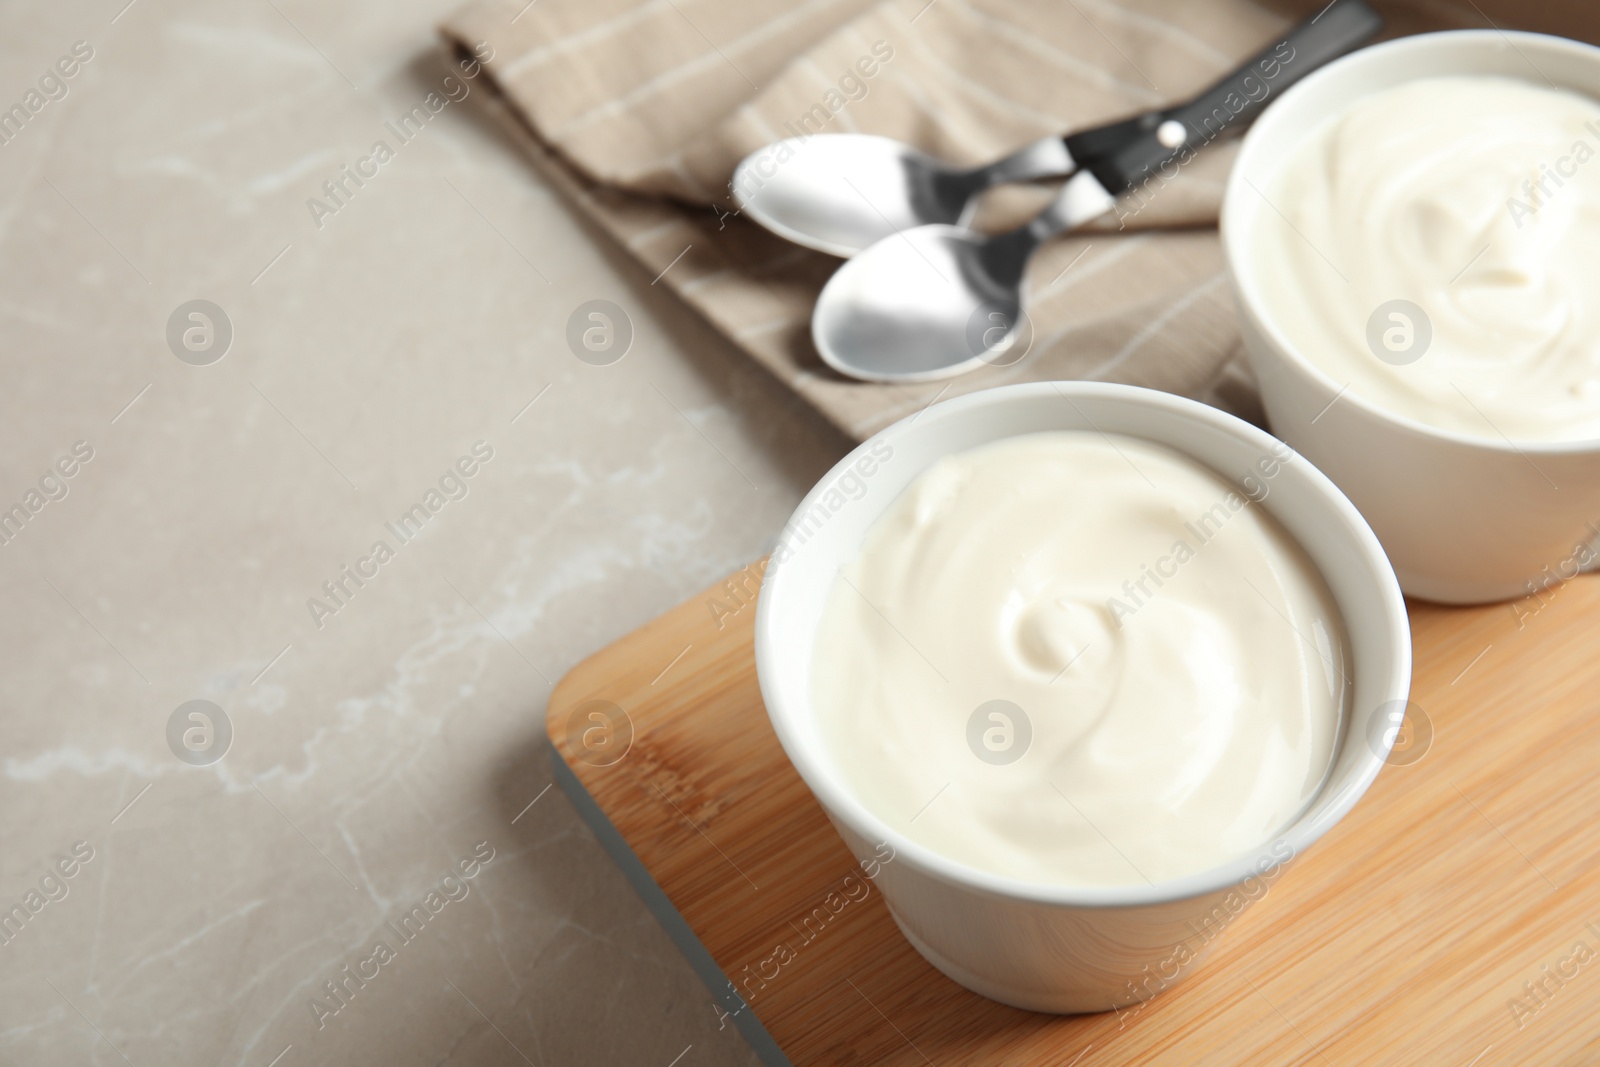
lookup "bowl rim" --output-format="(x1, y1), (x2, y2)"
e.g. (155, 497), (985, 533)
(1221, 28), (1600, 455)
(754, 381), (1412, 909)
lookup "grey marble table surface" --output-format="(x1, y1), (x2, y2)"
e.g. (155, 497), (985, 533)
(0, 1), (848, 1063)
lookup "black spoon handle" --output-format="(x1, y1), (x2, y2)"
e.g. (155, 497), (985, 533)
(1068, 0), (1383, 195)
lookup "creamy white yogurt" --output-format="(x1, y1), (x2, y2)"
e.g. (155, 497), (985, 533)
(1253, 75), (1600, 442)
(811, 432), (1345, 887)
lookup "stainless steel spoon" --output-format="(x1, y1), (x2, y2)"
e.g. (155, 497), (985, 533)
(811, 0), (1383, 382)
(731, 134), (1074, 258)
(734, 1), (1380, 261)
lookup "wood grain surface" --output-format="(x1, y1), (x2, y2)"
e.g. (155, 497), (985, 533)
(547, 561), (1600, 1065)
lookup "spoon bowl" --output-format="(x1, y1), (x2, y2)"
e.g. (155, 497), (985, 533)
(813, 172), (1117, 382)
(733, 135), (994, 258)
(811, 226), (1027, 382)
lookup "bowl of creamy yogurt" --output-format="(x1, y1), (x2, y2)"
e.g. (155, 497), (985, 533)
(1222, 31), (1600, 603)
(755, 382), (1409, 1013)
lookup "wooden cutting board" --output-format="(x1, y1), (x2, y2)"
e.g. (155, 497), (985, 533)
(547, 561), (1600, 1066)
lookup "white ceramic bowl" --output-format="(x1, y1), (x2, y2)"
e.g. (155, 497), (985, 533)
(754, 382), (1410, 1013)
(1223, 30), (1600, 604)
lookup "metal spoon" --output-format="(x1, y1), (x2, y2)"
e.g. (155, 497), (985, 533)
(734, 0), (1379, 261)
(811, 0), (1383, 382)
(731, 134), (1073, 258)
(811, 172), (1115, 381)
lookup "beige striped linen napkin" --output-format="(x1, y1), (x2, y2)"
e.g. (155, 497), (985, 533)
(440, 0), (1600, 441)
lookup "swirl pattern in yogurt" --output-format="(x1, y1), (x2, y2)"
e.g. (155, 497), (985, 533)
(811, 432), (1345, 887)
(1252, 75), (1600, 441)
